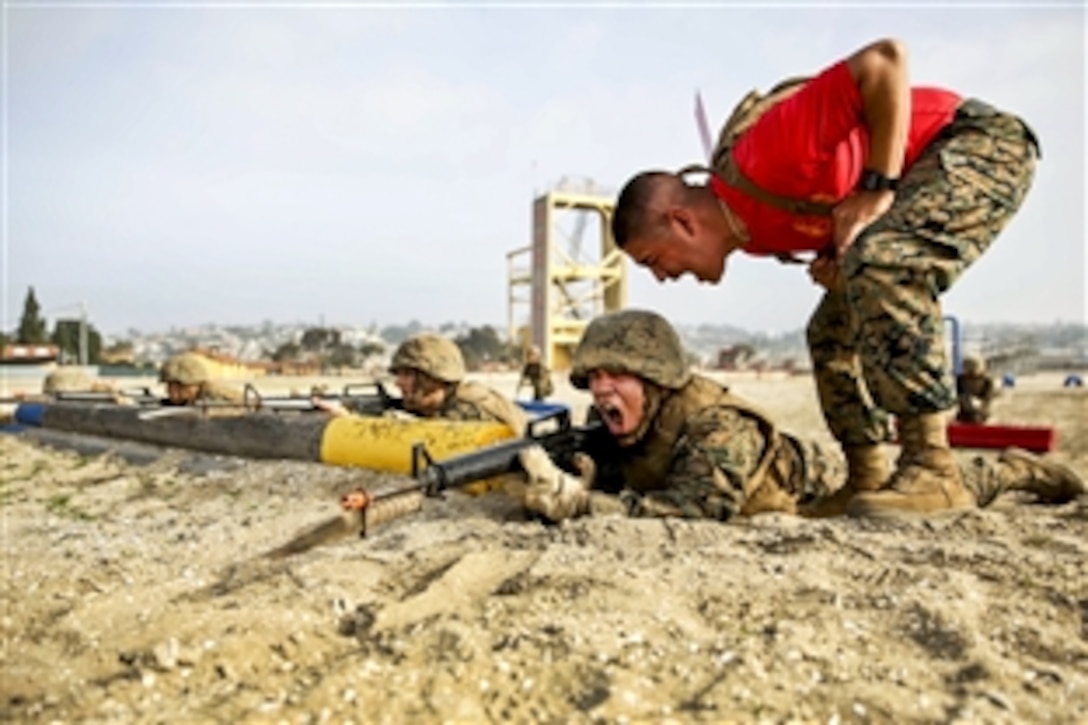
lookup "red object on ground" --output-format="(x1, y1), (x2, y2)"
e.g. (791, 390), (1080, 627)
(946, 422), (1058, 453)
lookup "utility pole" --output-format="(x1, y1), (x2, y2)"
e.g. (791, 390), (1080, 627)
(79, 301), (89, 366)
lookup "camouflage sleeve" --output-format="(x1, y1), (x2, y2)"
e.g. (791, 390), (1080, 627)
(200, 381), (246, 405)
(342, 397), (389, 416)
(437, 398), (490, 422)
(622, 406), (765, 520)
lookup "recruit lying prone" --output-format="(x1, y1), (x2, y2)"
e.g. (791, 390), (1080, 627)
(265, 412), (612, 558)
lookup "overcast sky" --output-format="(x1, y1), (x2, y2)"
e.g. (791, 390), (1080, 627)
(3, 1), (1085, 336)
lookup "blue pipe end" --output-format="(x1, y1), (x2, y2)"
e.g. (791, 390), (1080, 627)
(14, 403), (45, 427)
(516, 401), (570, 419)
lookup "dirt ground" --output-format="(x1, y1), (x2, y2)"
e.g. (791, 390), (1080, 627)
(1, 370), (1086, 723)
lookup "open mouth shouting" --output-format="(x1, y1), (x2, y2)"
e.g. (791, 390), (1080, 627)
(596, 399), (627, 435)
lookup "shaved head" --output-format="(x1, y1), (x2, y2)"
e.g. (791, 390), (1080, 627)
(612, 169), (737, 285)
(611, 171), (689, 248)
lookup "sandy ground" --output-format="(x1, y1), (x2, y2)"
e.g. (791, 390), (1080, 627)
(2, 371), (1087, 723)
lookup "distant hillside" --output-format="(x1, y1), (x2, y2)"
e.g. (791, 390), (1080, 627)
(672, 320), (1086, 369)
(108, 319), (1085, 370)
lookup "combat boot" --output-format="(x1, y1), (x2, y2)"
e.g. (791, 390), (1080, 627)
(998, 447), (1086, 504)
(848, 412), (974, 517)
(799, 444), (888, 518)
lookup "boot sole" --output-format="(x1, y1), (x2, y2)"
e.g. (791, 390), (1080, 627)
(847, 504), (974, 520)
(1000, 447), (1086, 503)
(846, 493), (976, 519)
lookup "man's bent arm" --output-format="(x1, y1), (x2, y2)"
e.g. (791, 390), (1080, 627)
(846, 38), (910, 179)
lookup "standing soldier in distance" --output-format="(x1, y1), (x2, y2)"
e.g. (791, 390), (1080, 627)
(517, 346), (554, 402)
(955, 355), (996, 424)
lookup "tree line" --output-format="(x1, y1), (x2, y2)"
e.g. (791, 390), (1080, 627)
(4, 286), (526, 371)
(269, 323), (522, 372)
(1, 287), (120, 365)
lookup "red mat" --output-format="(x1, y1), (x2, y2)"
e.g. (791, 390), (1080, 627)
(891, 421), (1058, 453)
(946, 422), (1057, 453)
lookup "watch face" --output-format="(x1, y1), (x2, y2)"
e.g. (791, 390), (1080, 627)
(860, 170), (897, 192)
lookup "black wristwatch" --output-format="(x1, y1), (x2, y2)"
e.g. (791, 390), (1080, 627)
(857, 169), (900, 193)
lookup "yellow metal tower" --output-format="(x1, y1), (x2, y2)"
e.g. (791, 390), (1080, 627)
(507, 178), (627, 370)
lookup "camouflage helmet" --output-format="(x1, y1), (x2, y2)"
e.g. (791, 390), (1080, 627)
(389, 333), (465, 383)
(160, 352), (211, 386)
(42, 367), (93, 394)
(962, 355), (986, 376)
(570, 309), (691, 390)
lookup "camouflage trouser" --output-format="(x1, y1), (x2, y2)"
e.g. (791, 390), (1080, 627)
(781, 434), (846, 501)
(787, 434), (1017, 509)
(807, 99), (1039, 446)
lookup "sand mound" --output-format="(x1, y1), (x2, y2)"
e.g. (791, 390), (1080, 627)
(2, 374), (1085, 722)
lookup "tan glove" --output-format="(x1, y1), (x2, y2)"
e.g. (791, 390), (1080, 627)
(517, 445), (594, 522)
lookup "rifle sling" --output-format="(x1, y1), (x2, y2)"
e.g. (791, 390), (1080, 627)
(677, 163), (833, 266)
(681, 162), (835, 219)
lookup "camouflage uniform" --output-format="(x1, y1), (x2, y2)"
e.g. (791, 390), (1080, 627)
(42, 368), (95, 395)
(383, 333), (528, 434)
(518, 348), (554, 402)
(602, 376), (845, 520)
(570, 310), (1055, 521)
(955, 356), (995, 424)
(36, 367), (126, 403)
(807, 100), (1038, 446)
(519, 361), (553, 401)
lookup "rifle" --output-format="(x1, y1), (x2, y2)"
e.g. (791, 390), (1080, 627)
(240, 381), (402, 415)
(0, 387), (161, 405)
(265, 410), (612, 558)
(136, 382), (404, 420)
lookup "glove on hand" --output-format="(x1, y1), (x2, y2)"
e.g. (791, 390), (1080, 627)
(517, 445), (594, 521)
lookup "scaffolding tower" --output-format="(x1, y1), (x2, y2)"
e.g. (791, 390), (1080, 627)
(507, 178), (628, 370)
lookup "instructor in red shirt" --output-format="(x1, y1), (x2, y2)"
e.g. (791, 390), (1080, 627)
(610, 37), (1040, 517)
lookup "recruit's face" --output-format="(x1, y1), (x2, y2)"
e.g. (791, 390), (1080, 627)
(586, 369), (646, 440)
(166, 381), (200, 406)
(395, 368), (447, 416)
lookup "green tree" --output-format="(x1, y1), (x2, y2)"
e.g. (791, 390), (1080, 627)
(17, 287), (48, 344)
(327, 343), (360, 369)
(272, 341), (301, 363)
(455, 326), (517, 371)
(300, 327), (341, 352)
(359, 340), (386, 358)
(52, 319), (103, 364)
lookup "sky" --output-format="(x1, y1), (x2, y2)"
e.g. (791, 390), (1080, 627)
(3, 1), (1085, 337)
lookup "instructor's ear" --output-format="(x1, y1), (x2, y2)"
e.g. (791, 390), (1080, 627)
(667, 206), (696, 237)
